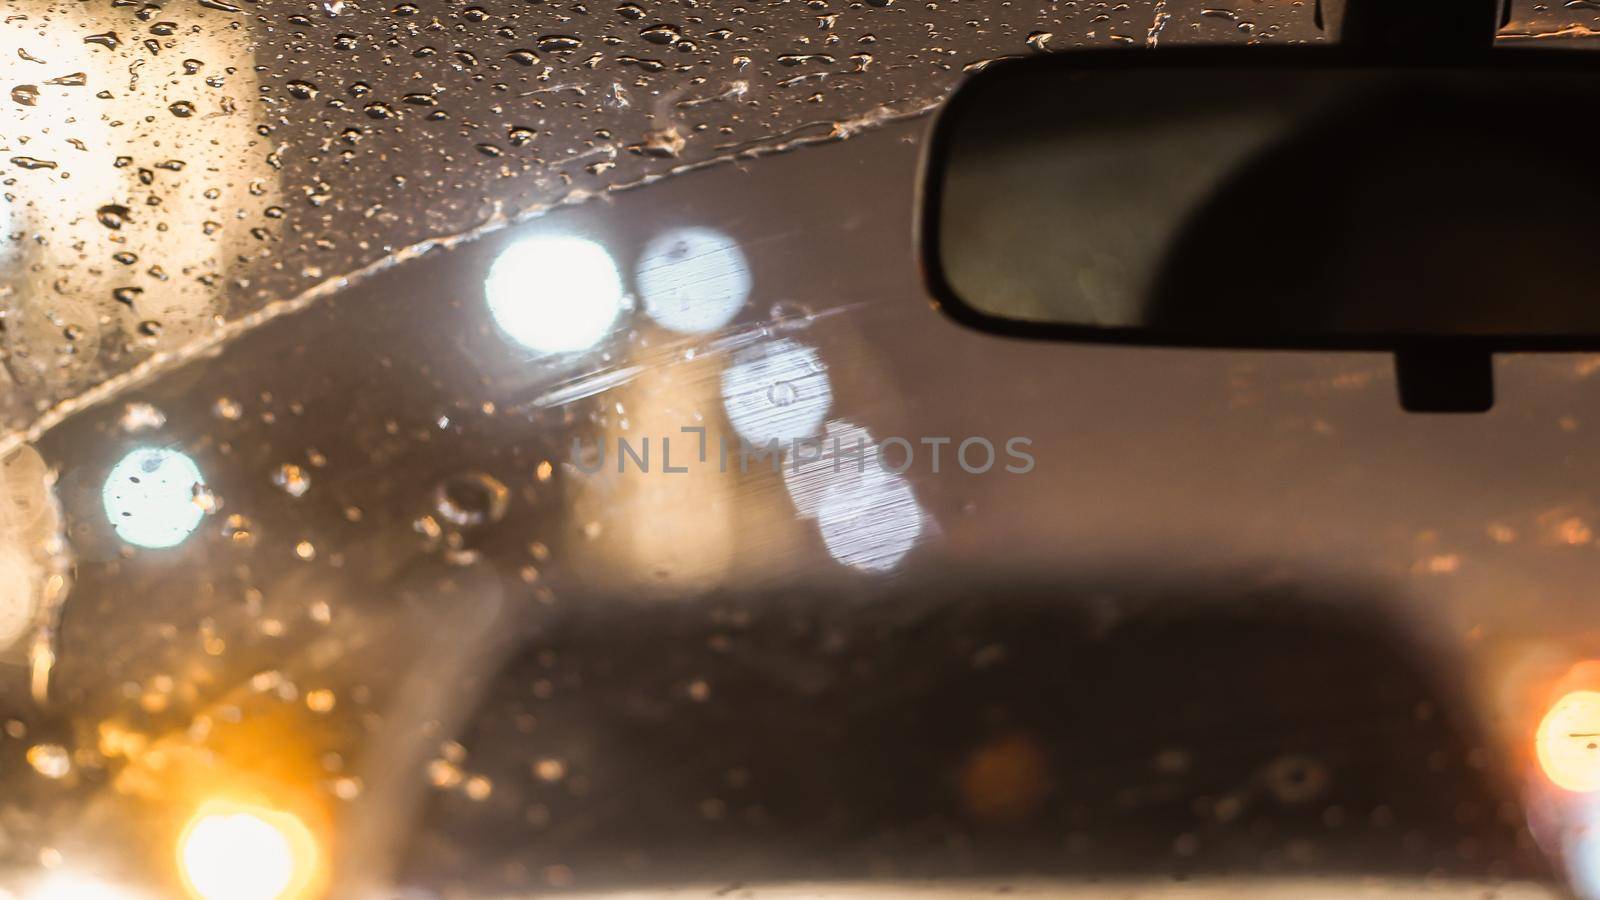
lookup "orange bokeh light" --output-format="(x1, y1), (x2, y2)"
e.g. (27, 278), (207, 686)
(1537, 689), (1600, 792)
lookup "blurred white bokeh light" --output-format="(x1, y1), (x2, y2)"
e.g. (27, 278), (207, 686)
(636, 227), (751, 334)
(179, 806), (305, 900)
(783, 421), (926, 573)
(485, 236), (623, 354)
(101, 447), (207, 549)
(720, 339), (832, 446)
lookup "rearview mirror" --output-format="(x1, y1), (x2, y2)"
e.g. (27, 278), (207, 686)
(918, 46), (1600, 412)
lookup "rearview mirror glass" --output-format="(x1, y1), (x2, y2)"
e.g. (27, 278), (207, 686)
(921, 49), (1600, 349)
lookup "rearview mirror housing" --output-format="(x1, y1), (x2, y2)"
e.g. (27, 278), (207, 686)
(917, 44), (1600, 412)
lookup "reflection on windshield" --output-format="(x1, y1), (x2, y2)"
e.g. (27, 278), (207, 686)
(636, 227), (752, 334)
(101, 447), (208, 549)
(816, 466), (925, 573)
(720, 339), (832, 445)
(784, 420), (925, 572)
(485, 236), (624, 355)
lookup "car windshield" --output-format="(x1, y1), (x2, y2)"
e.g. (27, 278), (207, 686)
(5, 1), (1600, 898)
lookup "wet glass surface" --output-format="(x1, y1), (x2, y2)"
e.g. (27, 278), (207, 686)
(8, 1), (1600, 897)
(4, 0), (1328, 434)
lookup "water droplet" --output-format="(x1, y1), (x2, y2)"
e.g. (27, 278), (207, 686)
(26, 744), (71, 780)
(429, 758), (463, 788)
(168, 100), (196, 117)
(11, 85), (39, 106)
(96, 203), (132, 229)
(119, 403), (166, 433)
(537, 34), (584, 52)
(777, 53), (835, 66)
(768, 381), (799, 406)
(223, 514), (255, 546)
(191, 483), (220, 514)
(272, 464), (311, 498)
(640, 24), (682, 45)
(433, 472), (509, 528)
(459, 774), (491, 801)
(636, 125), (685, 157)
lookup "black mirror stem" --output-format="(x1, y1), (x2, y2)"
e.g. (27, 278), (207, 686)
(1395, 348), (1496, 414)
(1317, 0), (1507, 412)
(1319, 0), (1507, 58)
